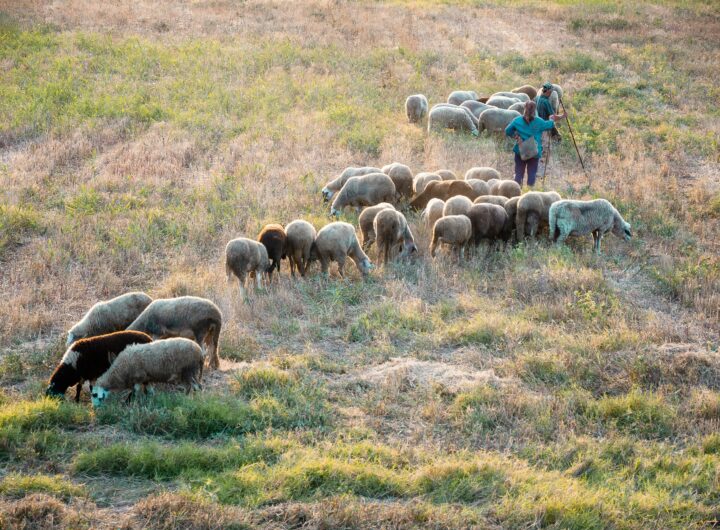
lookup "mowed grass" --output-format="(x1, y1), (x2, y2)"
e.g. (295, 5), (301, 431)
(1, 0), (720, 528)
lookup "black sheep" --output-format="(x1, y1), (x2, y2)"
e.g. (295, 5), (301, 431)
(46, 330), (153, 401)
(257, 223), (287, 281)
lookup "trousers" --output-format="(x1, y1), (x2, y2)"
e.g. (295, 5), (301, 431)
(514, 152), (539, 187)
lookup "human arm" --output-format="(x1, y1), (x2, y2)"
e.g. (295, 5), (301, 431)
(505, 119), (519, 140)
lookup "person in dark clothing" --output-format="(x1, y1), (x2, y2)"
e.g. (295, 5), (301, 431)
(536, 82), (562, 176)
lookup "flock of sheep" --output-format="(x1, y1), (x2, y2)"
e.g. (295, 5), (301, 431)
(45, 83), (633, 408)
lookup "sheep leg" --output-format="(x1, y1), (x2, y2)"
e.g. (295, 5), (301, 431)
(556, 229), (570, 246)
(255, 269), (263, 289)
(320, 258), (329, 276)
(337, 256), (346, 278)
(289, 255), (296, 277)
(74, 381), (83, 402)
(298, 254), (307, 277)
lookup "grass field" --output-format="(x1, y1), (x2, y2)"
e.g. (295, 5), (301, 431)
(1, 0), (720, 528)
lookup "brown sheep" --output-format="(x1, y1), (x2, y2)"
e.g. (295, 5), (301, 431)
(490, 179), (522, 198)
(464, 167), (501, 181)
(374, 209), (417, 265)
(467, 204), (508, 246)
(330, 173), (397, 216)
(308, 222), (373, 277)
(413, 172), (442, 195)
(512, 85), (538, 100)
(257, 223), (286, 281)
(430, 215), (472, 260)
(421, 198), (445, 230)
(285, 220), (317, 277)
(435, 169), (457, 180)
(358, 203), (395, 250)
(466, 179), (490, 197)
(442, 195), (474, 217)
(225, 238), (270, 300)
(516, 191), (562, 240)
(381, 163), (414, 200)
(503, 196), (521, 241)
(410, 180), (479, 210)
(474, 195), (509, 207)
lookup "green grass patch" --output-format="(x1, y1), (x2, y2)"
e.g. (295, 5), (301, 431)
(0, 204), (43, 256)
(0, 398), (91, 431)
(0, 473), (86, 501)
(590, 390), (676, 438)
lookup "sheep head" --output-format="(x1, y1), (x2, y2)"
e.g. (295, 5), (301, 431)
(65, 332), (76, 347)
(359, 258), (373, 276)
(612, 211), (632, 241)
(91, 386), (109, 408)
(321, 187), (334, 202)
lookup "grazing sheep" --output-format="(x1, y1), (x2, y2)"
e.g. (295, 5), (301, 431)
(467, 204), (509, 245)
(46, 331), (153, 402)
(551, 83), (564, 99)
(503, 196), (521, 241)
(432, 104), (479, 128)
(91, 338), (204, 407)
(225, 238), (270, 300)
(549, 199), (632, 253)
(509, 101), (526, 114)
(442, 195), (474, 217)
(466, 179), (491, 197)
(127, 296), (222, 370)
(474, 195), (509, 207)
(486, 95), (521, 109)
(478, 108), (521, 134)
(428, 105), (478, 135)
(512, 85), (538, 100)
(309, 222), (373, 277)
(405, 94), (428, 123)
(516, 191), (562, 240)
(430, 215), (472, 259)
(66, 292), (152, 347)
(330, 173), (397, 216)
(421, 198), (445, 230)
(464, 167), (501, 181)
(374, 209), (417, 265)
(414, 172), (443, 195)
(410, 180), (479, 210)
(257, 224), (286, 281)
(359, 202), (396, 250)
(491, 91), (530, 103)
(381, 162), (414, 200)
(435, 169), (457, 180)
(285, 220), (317, 277)
(490, 180), (522, 198)
(322, 166), (383, 202)
(461, 100), (491, 119)
(447, 90), (479, 105)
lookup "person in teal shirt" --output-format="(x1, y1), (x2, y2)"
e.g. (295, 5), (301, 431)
(505, 100), (565, 187)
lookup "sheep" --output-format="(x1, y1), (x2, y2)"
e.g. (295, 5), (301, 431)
(410, 180), (479, 210)
(460, 100), (491, 119)
(358, 202), (396, 250)
(464, 167), (501, 182)
(466, 179), (491, 197)
(478, 108), (521, 134)
(512, 85), (538, 100)
(413, 172), (442, 195)
(322, 166), (383, 202)
(549, 199), (632, 253)
(405, 94), (428, 123)
(91, 338), (204, 407)
(330, 173), (397, 216)
(551, 83), (564, 99)
(486, 95), (521, 109)
(491, 91), (530, 103)
(431, 104), (479, 128)
(435, 169), (457, 180)
(257, 224), (286, 281)
(225, 237), (270, 300)
(374, 209), (417, 265)
(46, 330), (153, 402)
(127, 296), (222, 370)
(428, 105), (478, 135)
(474, 195), (509, 207)
(508, 101), (526, 114)
(381, 162), (414, 200)
(66, 292), (152, 347)
(550, 90), (560, 113)
(486, 178), (500, 190)
(516, 191), (562, 240)
(467, 204), (509, 246)
(503, 196), (521, 241)
(285, 220), (317, 277)
(430, 215), (472, 259)
(421, 198), (445, 230)
(447, 90), (479, 105)
(308, 222), (373, 277)
(442, 195), (474, 217)
(490, 179), (522, 198)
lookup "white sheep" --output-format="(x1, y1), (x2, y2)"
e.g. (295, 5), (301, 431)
(373, 209), (417, 265)
(413, 172), (442, 195)
(381, 162), (414, 199)
(478, 108), (521, 134)
(491, 91), (530, 102)
(285, 220), (317, 277)
(447, 90), (479, 105)
(66, 292), (153, 346)
(486, 95), (521, 109)
(435, 169), (457, 180)
(508, 101), (526, 114)
(460, 100), (491, 119)
(405, 94), (428, 123)
(464, 167), (501, 181)
(428, 105), (478, 135)
(430, 215), (472, 259)
(489, 179), (522, 198)
(421, 198), (445, 230)
(442, 195), (474, 217)
(549, 199), (632, 253)
(466, 179), (491, 197)
(516, 191), (562, 240)
(309, 222), (373, 277)
(358, 202), (396, 250)
(330, 173), (397, 216)
(322, 166), (383, 202)
(225, 237), (270, 299)
(91, 337), (204, 407)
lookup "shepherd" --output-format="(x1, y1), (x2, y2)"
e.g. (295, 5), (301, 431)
(505, 100), (565, 188)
